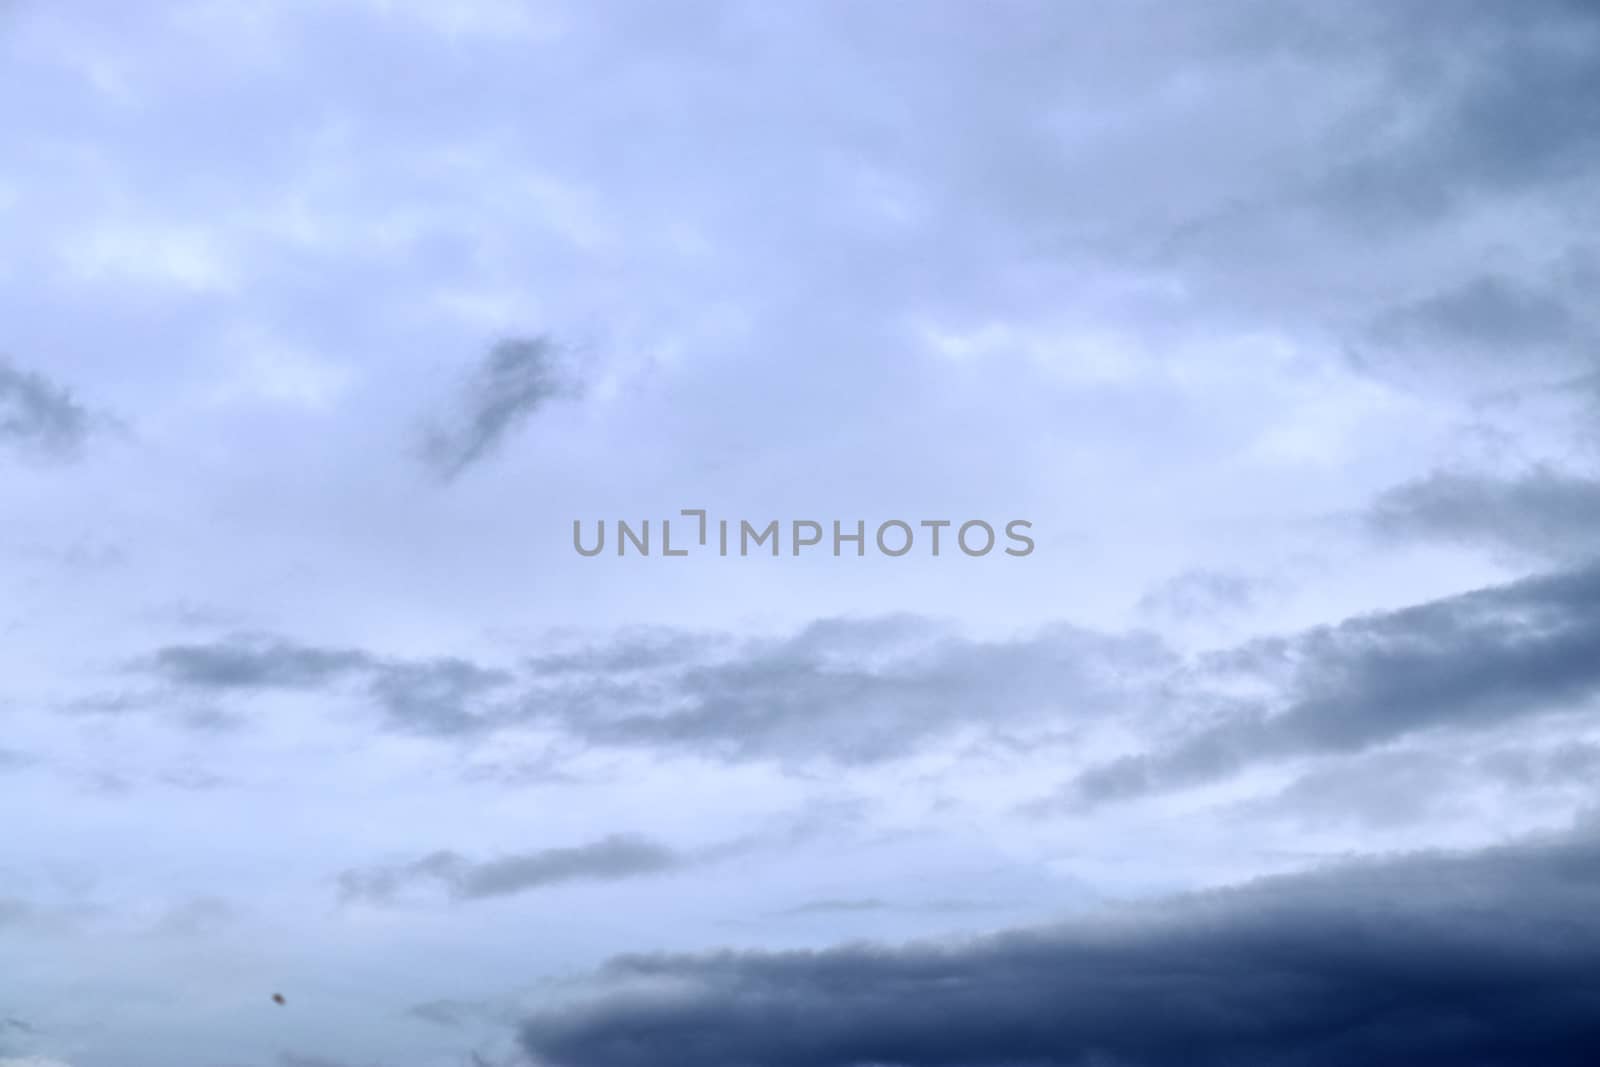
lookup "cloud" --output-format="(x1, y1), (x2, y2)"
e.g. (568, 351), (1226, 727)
(405, 1000), (484, 1028)
(772, 898), (1001, 919)
(363, 656), (513, 736)
(520, 826), (1600, 1067)
(135, 617), (1172, 761)
(0, 358), (93, 462)
(145, 635), (374, 690)
(138, 634), (512, 735)
(0, 898), (33, 928)
(1370, 468), (1600, 563)
(151, 895), (235, 938)
(1136, 569), (1276, 621)
(420, 335), (582, 482)
(339, 834), (687, 904)
(277, 1056), (361, 1067)
(516, 617), (1171, 765)
(775, 898), (889, 917)
(1366, 275), (1591, 359)
(1312, 2), (1600, 221)
(1065, 560), (1600, 806)
(133, 563), (1600, 805)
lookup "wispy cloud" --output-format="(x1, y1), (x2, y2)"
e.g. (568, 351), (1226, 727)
(338, 834), (688, 904)
(0, 358), (94, 462)
(420, 336), (582, 483)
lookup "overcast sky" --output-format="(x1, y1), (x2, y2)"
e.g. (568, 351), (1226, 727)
(3, 2), (1600, 1065)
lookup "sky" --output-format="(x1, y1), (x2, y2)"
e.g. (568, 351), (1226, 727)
(2, 1), (1599, 1064)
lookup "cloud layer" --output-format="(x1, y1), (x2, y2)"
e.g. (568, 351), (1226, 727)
(522, 826), (1600, 1067)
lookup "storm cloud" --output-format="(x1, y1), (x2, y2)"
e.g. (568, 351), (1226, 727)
(521, 826), (1600, 1067)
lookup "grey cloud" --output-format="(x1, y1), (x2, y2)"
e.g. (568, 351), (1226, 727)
(365, 657), (513, 736)
(145, 636), (374, 691)
(0, 357), (94, 461)
(1157, 0), (1600, 396)
(1315, 5), (1600, 222)
(138, 635), (513, 736)
(526, 628), (728, 677)
(1367, 275), (1590, 358)
(339, 834), (686, 905)
(775, 898), (889, 917)
(278, 1055), (368, 1067)
(774, 898), (1001, 919)
(405, 1000), (485, 1029)
(121, 566), (1600, 799)
(1370, 468), (1600, 562)
(518, 618), (1173, 765)
(138, 617), (1173, 762)
(1067, 561), (1600, 806)
(1479, 740), (1600, 790)
(1256, 748), (1467, 831)
(420, 336), (581, 483)
(521, 826), (1600, 1067)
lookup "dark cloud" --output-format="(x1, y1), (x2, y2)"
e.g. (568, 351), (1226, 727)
(1370, 468), (1600, 562)
(521, 826), (1600, 1067)
(1066, 561), (1600, 806)
(420, 335), (581, 482)
(339, 834), (686, 905)
(0, 357), (94, 461)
